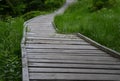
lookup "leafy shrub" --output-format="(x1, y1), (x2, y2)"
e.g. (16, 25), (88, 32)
(26, 0), (65, 11)
(0, 0), (65, 18)
(91, 0), (116, 11)
(0, 0), (26, 16)
(21, 11), (48, 20)
(25, 0), (45, 11)
(45, 0), (66, 10)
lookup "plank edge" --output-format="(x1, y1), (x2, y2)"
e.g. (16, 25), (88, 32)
(21, 22), (29, 81)
(77, 33), (120, 59)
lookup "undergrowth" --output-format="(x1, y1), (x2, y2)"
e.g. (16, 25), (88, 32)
(0, 17), (24, 81)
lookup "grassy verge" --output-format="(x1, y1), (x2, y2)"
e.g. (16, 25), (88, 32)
(0, 17), (24, 81)
(54, 0), (120, 53)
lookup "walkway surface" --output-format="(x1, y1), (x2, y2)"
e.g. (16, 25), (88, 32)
(21, 0), (120, 81)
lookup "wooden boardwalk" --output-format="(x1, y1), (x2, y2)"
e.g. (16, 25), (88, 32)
(21, 0), (120, 81)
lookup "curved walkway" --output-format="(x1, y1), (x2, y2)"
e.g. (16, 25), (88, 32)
(21, 0), (120, 81)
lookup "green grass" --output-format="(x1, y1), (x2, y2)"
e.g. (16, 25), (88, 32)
(0, 17), (24, 81)
(54, 0), (120, 53)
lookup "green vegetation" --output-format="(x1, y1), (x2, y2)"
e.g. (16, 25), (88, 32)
(0, 17), (24, 81)
(21, 11), (48, 21)
(0, 0), (65, 81)
(0, 0), (65, 19)
(54, 0), (120, 52)
(91, 0), (116, 11)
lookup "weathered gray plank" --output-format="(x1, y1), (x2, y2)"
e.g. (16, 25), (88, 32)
(28, 55), (117, 61)
(26, 40), (89, 45)
(27, 37), (84, 41)
(52, 34), (79, 38)
(28, 59), (120, 65)
(27, 32), (54, 35)
(29, 63), (120, 69)
(21, 45), (29, 81)
(26, 49), (106, 54)
(27, 22), (52, 26)
(27, 35), (54, 38)
(30, 36), (79, 39)
(29, 73), (120, 80)
(26, 44), (98, 50)
(28, 27), (53, 29)
(27, 53), (108, 56)
(27, 30), (54, 33)
(27, 29), (54, 32)
(28, 57), (118, 61)
(29, 68), (120, 74)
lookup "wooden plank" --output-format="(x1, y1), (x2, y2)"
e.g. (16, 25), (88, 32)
(29, 68), (120, 74)
(27, 53), (108, 56)
(26, 34), (80, 38)
(27, 37), (84, 41)
(27, 20), (52, 23)
(28, 59), (120, 65)
(28, 26), (53, 29)
(27, 30), (54, 33)
(26, 40), (89, 45)
(27, 33), (54, 37)
(28, 29), (54, 31)
(29, 73), (120, 80)
(28, 25), (52, 28)
(21, 45), (29, 81)
(27, 29), (53, 33)
(28, 21), (52, 23)
(26, 44), (98, 50)
(27, 34), (55, 37)
(21, 21), (29, 81)
(27, 22), (52, 25)
(28, 63), (120, 69)
(52, 34), (79, 39)
(28, 56), (118, 61)
(26, 49), (106, 54)
(28, 55), (117, 61)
